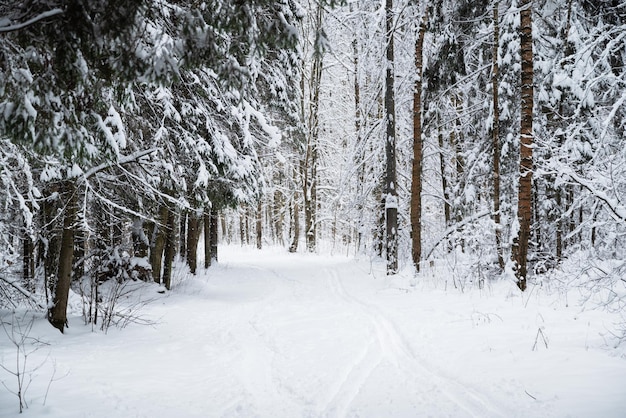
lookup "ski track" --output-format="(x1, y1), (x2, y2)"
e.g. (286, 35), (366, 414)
(3, 250), (625, 418)
(227, 257), (511, 417)
(322, 267), (509, 418)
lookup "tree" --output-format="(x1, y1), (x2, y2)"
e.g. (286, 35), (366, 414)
(384, 0), (398, 274)
(411, 6), (427, 272)
(512, 0), (534, 291)
(492, 1), (504, 269)
(0, 0), (333, 330)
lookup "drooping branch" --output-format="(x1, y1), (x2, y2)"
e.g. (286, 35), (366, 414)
(562, 169), (626, 224)
(0, 276), (46, 310)
(424, 211), (491, 262)
(0, 9), (64, 34)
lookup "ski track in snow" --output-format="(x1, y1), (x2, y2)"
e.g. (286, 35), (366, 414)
(2, 247), (626, 417)
(219, 257), (511, 417)
(322, 268), (508, 418)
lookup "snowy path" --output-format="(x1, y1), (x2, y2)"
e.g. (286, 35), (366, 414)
(2, 246), (626, 417)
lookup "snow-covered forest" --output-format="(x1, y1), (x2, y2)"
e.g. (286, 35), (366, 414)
(1, 0), (625, 416)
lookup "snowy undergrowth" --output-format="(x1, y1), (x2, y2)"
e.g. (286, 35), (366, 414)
(1, 245), (625, 417)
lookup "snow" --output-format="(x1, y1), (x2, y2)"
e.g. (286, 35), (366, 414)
(385, 194), (398, 209)
(1, 246), (626, 417)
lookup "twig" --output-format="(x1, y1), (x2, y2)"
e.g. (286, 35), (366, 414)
(525, 390), (537, 400)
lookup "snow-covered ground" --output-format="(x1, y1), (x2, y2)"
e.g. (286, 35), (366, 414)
(1, 246), (626, 417)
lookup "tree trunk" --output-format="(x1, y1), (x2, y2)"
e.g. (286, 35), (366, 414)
(239, 210), (246, 246)
(384, 0), (398, 274)
(131, 219), (149, 258)
(375, 195), (385, 258)
(555, 0), (573, 263)
(220, 214), (228, 244)
(304, 5), (324, 253)
(492, 3), (505, 269)
(162, 207), (176, 290)
(22, 219), (34, 293)
(150, 204), (169, 284)
(273, 191), (284, 246)
(289, 197), (300, 253)
(410, 7), (427, 272)
(437, 118), (451, 229)
(513, 0), (534, 291)
(204, 210), (211, 268)
(353, 14), (364, 256)
(245, 207), (250, 245)
(450, 95), (465, 249)
(41, 185), (60, 305)
(73, 224), (85, 282)
(48, 180), (76, 333)
(186, 212), (202, 274)
(210, 208), (219, 263)
(179, 210), (187, 261)
(256, 200), (263, 249)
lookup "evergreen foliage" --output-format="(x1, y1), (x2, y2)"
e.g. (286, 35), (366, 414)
(0, 0), (624, 337)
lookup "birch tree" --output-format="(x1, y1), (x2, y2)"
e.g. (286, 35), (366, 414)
(384, 0), (398, 274)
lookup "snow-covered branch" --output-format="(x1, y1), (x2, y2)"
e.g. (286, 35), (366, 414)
(424, 211), (492, 261)
(82, 148), (158, 180)
(0, 276), (46, 310)
(562, 168), (626, 224)
(0, 9), (64, 34)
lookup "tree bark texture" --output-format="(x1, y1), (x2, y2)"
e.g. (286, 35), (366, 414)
(22, 220), (34, 292)
(220, 214), (228, 244)
(239, 211), (245, 246)
(273, 191), (284, 246)
(514, 0), (534, 291)
(555, 0), (574, 262)
(41, 186), (60, 304)
(73, 216), (85, 281)
(150, 204), (169, 284)
(437, 119), (451, 229)
(162, 207), (176, 290)
(179, 210), (187, 260)
(492, 3), (505, 269)
(304, 4), (324, 253)
(256, 200), (262, 250)
(410, 8), (427, 272)
(48, 180), (76, 333)
(186, 212), (202, 274)
(210, 208), (218, 263)
(204, 211), (211, 269)
(384, 0), (398, 274)
(289, 197), (300, 253)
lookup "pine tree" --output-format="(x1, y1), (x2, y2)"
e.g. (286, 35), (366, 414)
(512, 0), (534, 291)
(411, 6), (428, 272)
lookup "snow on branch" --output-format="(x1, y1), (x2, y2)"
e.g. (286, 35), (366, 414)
(424, 210), (492, 261)
(0, 9), (64, 34)
(562, 168), (626, 224)
(82, 148), (158, 180)
(0, 276), (46, 310)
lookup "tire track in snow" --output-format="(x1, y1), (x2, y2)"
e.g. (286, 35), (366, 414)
(324, 268), (509, 418)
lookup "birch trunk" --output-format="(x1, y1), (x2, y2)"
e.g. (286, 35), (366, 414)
(384, 0), (398, 274)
